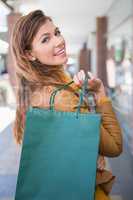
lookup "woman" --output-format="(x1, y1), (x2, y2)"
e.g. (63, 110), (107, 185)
(11, 10), (122, 200)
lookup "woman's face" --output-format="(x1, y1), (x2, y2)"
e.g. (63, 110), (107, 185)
(30, 19), (68, 66)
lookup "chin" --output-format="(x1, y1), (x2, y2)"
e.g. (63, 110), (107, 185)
(62, 56), (68, 64)
(55, 57), (68, 65)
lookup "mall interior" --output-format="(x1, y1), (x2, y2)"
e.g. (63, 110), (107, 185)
(0, 0), (133, 200)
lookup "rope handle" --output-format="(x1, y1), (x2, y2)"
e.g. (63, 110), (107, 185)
(49, 74), (96, 116)
(49, 80), (74, 110)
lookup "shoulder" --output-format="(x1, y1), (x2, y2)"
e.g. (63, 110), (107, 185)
(54, 87), (79, 112)
(30, 85), (80, 112)
(30, 85), (56, 109)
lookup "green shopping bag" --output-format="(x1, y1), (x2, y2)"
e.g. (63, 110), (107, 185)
(15, 78), (101, 200)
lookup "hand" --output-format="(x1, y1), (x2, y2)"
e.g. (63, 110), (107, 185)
(73, 70), (107, 102)
(97, 156), (106, 171)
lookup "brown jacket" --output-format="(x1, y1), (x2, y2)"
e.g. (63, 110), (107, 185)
(31, 82), (123, 194)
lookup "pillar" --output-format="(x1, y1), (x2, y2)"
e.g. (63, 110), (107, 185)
(79, 42), (91, 73)
(96, 16), (108, 87)
(6, 12), (22, 91)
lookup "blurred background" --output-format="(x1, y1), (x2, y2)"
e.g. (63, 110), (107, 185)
(0, 0), (133, 199)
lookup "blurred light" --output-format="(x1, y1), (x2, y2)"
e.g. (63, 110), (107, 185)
(122, 59), (131, 68)
(0, 1), (10, 15)
(0, 39), (9, 54)
(19, 3), (41, 15)
(67, 57), (76, 65)
(0, 1), (10, 33)
(106, 59), (116, 88)
(0, 107), (15, 133)
(0, 26), (8, 32)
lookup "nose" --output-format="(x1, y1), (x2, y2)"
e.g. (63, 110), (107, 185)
(54, 35), (64, 48)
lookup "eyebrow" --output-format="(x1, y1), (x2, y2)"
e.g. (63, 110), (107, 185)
(39, 27), (59, 40)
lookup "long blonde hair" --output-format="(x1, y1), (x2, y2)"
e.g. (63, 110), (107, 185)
(11, 10), (74, 145)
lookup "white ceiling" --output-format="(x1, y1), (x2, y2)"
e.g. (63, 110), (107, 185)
(1, 0), (132, 55)
(12, 0), (115, 55)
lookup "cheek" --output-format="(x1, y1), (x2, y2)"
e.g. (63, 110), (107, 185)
(35, 45), (54, 61)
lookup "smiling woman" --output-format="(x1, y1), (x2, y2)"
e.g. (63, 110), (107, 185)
(11, 9), (122, 200)
(11, 10), (73, 144)
(26, 20), (68, 65)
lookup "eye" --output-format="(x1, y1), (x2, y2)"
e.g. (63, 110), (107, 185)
(55, 30), (61, 36)
(41, 37), (49, 43)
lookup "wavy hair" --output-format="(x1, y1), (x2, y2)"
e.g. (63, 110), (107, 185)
(11, 10), (74, 145)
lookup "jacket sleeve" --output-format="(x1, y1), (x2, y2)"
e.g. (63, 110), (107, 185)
(54, 89), (123, 157)
(96, 101), (123, 157)
(31, 86), (123, 157)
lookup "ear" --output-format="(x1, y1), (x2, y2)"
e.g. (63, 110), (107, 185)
(25, 50), (36, 61)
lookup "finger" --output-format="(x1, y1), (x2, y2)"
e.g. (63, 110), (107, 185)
(80, 70), (85, 81)
(73, 75), (82, 86)
(98, 163), (103, 170)
(97, 156), (106, 170)
(77, 71), (82, 82)
(99, 166), (104, 171)
(94, 93), (98, 101)
(100, 159), (106, 169)
(77, 71), (84, 84)
(87, 71), (94, 79)
(77, 71), (84, 83)
(88, 78), (101, 91)
(88, 79), (96, 88)
(98, 163), (104, 170)
(73, 75), (80, 85)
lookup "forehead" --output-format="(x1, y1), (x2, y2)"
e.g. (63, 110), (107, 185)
(35, 20), (56, 38)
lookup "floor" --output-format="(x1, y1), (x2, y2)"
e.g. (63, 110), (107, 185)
(0, 103), (133, 200)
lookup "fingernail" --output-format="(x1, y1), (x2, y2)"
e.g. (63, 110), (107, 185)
(88, 71), (94, 79)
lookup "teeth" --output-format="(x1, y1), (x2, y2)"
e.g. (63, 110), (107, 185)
(55, 48), (65, 56)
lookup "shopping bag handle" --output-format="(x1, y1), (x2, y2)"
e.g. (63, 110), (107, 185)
(49, 80), (74, 110)
(49, 74), (96, 116)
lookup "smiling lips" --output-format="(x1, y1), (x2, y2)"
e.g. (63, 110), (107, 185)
(54, 46), (66, 56)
